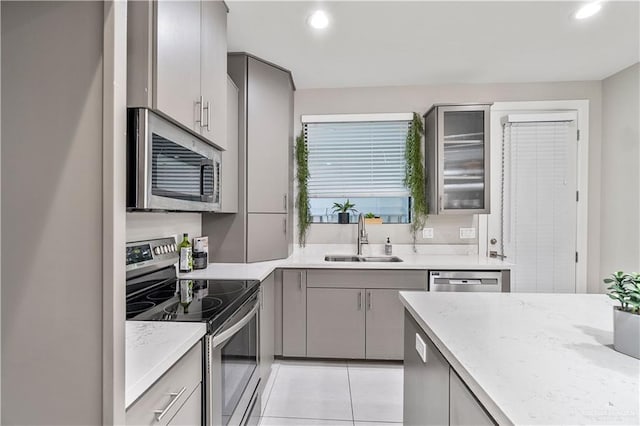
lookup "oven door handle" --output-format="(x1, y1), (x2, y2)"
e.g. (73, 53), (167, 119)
(212, 302), (258, 348)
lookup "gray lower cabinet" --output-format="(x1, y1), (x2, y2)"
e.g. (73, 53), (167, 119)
(450, 370), (495, 426)
(282, 270), (306, 357)
(247, 214), (288, 262)
(307, 288), (366, 358)
(403, 312), (449, 426)
(365, 289), (406, 360)
(259, 272), (275, 394)
(126, 341), (202, 426)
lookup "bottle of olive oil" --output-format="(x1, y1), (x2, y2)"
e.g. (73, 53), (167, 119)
(178, 233), (193, 273)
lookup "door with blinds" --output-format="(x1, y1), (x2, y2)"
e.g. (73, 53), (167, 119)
(489, 112), (579, 293)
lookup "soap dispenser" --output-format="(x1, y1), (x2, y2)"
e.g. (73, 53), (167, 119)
(385, 237), (393, 255)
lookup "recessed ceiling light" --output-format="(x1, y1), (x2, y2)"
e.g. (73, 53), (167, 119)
(574, 1), (602, 20)
(308, 10), (330, 30)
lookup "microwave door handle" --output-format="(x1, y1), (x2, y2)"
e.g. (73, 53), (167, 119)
(200, 159), (214, 201)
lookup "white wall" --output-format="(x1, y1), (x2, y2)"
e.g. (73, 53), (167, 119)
(126, 212), (202, 244)
(295, 80), (603, 290)
(600, 63), (640, 289)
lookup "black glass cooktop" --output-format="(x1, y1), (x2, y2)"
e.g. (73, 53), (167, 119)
(126, 267), (259, 334)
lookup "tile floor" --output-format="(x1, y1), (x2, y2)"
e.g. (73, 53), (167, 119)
(259, 360), (403, 426)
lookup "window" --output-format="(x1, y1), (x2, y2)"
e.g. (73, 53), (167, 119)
(302, 114), (412, 224)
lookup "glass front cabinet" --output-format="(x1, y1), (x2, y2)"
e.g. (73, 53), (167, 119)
(424, 104), (491, 214)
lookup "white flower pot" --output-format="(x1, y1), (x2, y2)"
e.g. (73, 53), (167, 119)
(614, 308), (640, 359)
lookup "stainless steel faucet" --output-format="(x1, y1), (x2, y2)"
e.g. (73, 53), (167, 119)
(357, 213), (368, 255)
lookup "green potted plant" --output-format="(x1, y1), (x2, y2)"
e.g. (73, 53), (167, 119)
(404, 112), (428, 249)
(605, 271), (640, 359)
(364, 212), (383, 225)
(295, 130), (311, 246)
(332, 200), (357, 224)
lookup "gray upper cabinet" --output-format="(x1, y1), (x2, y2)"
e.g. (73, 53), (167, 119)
(247, 57), (293, 214)
(424, 104), (491, 215)
(247, 214), (288, 262)
(219, 76), (239, 213)
(282, 270), (306, 357)
(307, 288), (366, 359)
(200, 0), (227, 147)
(128, 0), (227, 146)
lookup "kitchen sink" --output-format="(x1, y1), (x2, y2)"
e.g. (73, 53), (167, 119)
(324, 255), (403, 263)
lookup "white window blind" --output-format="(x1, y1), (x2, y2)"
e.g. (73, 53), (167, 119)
(304, 120), (410, 198)
(503, 120), (577, 293)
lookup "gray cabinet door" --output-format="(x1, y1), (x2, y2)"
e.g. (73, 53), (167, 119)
(246, 57), (291, 214)
(365, 289), (405, 360)
(259, 272), (276, 392)
(200, 0), (227, 146)
(167, 384), (202, 426)
(450, 370), (495, 426)
(282, 270), (306, 357)
(155, 0), (202, 132)
(307, 288), (365, 359)
(403, 312), (449, 426)
(247, 213), (288, 262)
(219, 76), (239, 213)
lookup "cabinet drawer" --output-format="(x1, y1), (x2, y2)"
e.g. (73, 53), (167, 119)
(306, 269), (427, 289)
(126, 342), (202, 426)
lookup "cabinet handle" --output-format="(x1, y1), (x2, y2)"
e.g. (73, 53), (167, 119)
(283, 217), (287, 234)
(154, 386), (187, 421)
(196, 96), (204, 127)
(203, 101), (211, 131)
(357, 291), (362, 310)
(299, 271), (303, 290)
(283, 194), (287, 210)
(367, 291), (372, 310)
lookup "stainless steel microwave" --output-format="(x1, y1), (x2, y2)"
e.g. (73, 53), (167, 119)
(127, 108), (221, 212)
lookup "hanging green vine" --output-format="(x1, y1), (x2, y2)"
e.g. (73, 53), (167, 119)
(404, 112), (428, 248)
(295, 129), (311, 247)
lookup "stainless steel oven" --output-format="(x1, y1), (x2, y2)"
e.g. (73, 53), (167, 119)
(127, 107), (221, 212)
(206, 292), (261, 426)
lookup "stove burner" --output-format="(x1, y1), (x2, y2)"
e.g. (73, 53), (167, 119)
(146, 289), (178, 302)
(127, 301), (156, 316)
(162, 297), (224, 318)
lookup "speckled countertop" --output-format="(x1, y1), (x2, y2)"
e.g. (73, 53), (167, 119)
(125, 321), (206, 409)
(400, 292), (640, 425)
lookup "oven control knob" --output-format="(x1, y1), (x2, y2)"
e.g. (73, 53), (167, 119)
(172, 244), (177, 252)
(154, 247), (160, 255)
(162, 245), (168, 254)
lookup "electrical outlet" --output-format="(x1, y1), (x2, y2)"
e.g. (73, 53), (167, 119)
(460, 227), (476, 239)
(422, 228), (434, 239)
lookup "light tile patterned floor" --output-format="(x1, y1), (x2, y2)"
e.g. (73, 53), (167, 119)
(259, 360), (403, 426)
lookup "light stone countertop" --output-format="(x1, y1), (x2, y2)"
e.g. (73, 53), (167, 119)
(180, 245), (512, 282)
(399, 292), (640, 425)
(125, 321), (207, 409)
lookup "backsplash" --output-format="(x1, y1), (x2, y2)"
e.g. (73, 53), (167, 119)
(126, 212), (202, 244)
(304, 215), (478, 245)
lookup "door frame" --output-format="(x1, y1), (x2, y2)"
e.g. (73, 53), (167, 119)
(478, 100), (589, 293)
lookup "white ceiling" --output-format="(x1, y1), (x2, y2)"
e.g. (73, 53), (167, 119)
(226, 1), (640, 89)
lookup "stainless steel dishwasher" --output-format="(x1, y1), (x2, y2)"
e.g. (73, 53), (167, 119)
(429, 270), (510, 292)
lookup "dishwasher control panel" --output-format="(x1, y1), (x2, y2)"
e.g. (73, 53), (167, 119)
(429, 270), (509, 292)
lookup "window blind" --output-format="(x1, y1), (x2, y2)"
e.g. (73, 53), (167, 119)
(304, 120), (410, 198)
(503, 120), (577, 293)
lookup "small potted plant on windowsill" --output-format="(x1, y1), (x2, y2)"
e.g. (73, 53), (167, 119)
(332, 200), (357, 224)
(364, 212), (383, 225)
(606, 271), (640, 359)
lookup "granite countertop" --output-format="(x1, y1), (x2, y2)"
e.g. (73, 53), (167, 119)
(180, 245), (512, 281)
(399, 292), (640, 425)
(125, 321), (207, 409)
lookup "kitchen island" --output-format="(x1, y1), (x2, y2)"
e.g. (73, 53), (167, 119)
(399, 292), (640, 425)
